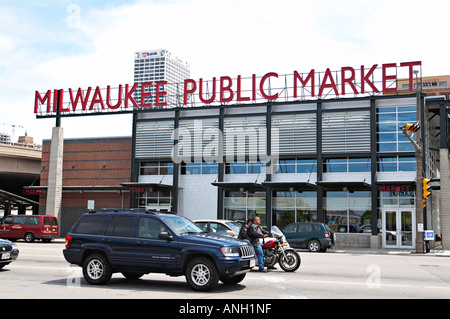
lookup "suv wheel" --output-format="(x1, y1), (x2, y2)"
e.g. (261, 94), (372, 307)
(82, 253), (112, 285)
(185, 257), (219, 291)
(308, 239), (321, 252)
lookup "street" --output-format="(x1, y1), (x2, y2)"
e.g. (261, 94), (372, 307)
(1, 241), (450, 299)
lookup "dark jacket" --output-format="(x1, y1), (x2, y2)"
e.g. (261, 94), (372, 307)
(247, 224), (269, 247)
(238, 224), (251, 242)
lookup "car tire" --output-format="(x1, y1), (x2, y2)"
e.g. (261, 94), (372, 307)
(24, 232), (35, 243)
(82, 253), (112, 285)
(308, 239), (321, 252)
(185, 257), (219, 291)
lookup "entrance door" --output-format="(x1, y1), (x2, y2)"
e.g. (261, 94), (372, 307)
(382, 209), (415, 249)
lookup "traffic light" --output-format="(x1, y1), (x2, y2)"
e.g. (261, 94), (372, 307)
(404, 122), (420, 134)
(422, 177), (431, 207)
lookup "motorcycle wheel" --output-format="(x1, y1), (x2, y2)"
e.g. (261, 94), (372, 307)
(279, 250), (301, 272)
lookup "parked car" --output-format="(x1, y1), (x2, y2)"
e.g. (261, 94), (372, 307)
(194, 219), (242, 238)
(0, 239), (19, 269)
(282, 222), (335, 252)
(63, 209), (256, 291)
(0, 215), (59, 243)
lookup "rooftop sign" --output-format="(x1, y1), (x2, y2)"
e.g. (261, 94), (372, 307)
(34, 61), (421, 118)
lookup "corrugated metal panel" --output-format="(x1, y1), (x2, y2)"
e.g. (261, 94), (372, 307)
(136, 121), (174, 158)
(224, 116), (266, 159)
(271, 113), (317, 155)
(178, 118), (220, 159)
(322, 111), (370, 153)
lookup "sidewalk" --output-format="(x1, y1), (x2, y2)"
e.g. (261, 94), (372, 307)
(329, 246), (450, 257)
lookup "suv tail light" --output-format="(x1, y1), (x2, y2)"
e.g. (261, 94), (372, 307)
(65, 236), (72, 249)
(324, 231), (329, 238)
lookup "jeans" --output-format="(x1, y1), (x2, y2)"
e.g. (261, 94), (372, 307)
(254, 243), (264, 270)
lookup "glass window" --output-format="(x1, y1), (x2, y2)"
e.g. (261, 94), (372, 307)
(324, 191), (372, 234)
(105, 216), (135, 237)
(298, 159), (317, 174)
(74, 215), (107, 234)
(13, 216), (27, 225)
(138, 217), (168, 239)
(277, 160), (296, 173)
(1, 216), (13, 225)
(27, 217), (40, 225)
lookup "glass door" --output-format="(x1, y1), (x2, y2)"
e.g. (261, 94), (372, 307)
(382, 209), (415, 249)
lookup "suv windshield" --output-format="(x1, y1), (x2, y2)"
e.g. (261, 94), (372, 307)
(160, 215), (203, 236)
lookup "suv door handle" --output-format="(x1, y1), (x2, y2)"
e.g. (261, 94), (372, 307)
(102, 238), (111, 243)
(136, 241), (147, 246)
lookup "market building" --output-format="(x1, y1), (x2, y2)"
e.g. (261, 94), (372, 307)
(31, 60), (450, 250)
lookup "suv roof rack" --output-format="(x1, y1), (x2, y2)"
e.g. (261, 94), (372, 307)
(92, 208), (176, 215)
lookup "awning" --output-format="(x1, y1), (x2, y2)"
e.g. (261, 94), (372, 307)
(0, 189), (39, 206)
(211, 182), (265, 191)
(121, 182), (175, 190)
(262, 181), (317, 191)
(315, 181), (371, 190)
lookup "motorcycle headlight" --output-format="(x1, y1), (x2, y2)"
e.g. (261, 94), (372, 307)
(221, 246), (240, 257)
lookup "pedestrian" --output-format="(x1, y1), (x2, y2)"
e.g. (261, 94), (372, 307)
(238, 218), (253, 242)
(247, 216), (269, 272)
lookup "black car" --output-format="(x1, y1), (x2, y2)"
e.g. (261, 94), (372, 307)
(0, 239), (19, 269)
(63, 209), (256, 291)
(282, 222), (335, 252)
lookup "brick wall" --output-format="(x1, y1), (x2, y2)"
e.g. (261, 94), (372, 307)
(39, 137), (132, 236)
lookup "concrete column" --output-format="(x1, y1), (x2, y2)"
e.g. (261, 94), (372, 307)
(440, 149), (450, 249)
(45, 127), (64, 220)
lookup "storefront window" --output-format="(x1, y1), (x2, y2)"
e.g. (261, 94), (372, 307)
(324, 191), (372, 233)
(138, 190), (172, 210)
(275, 159), (317, 174)
(224, 191), (266, 224)
(272, 191), (317, 229)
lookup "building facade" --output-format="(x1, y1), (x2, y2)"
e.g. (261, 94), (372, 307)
(130, 93), (446, 249)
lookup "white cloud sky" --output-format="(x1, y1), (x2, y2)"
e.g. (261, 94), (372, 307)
(0, 0), (449, 144)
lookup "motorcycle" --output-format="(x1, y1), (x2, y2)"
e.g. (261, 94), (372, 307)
(262, 226), (301, 272)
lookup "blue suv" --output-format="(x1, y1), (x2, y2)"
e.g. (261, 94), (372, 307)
(63, 209), (256, 291)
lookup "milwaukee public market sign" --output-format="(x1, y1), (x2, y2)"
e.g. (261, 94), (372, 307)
(34, 61), (421, 117)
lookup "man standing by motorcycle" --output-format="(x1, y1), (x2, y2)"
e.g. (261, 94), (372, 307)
(247, 216), (269, 272)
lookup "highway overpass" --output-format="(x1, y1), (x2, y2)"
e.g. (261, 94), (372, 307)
(0, 143), (41, 216)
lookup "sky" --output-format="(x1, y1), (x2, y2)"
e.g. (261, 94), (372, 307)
(1, 0), (449, 145)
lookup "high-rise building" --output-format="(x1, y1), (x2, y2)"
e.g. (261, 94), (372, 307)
(133, 49), (190, 108)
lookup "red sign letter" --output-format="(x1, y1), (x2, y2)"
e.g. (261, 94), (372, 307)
(294, 70), (315, 98)
(34, 90), (52, 113)
(382, 63), (397, 93)
(260, 72), (279, 100)
(361, 64), (380, 94)
(155, 81), (168, 107)
(125, 83), (139, 108)
(199, 78), (216, 104)
(400, 61), (422, 91)
(220, 76), (234, 103)
(141, 82), (153, 107)
(319, 69), (338, 97)
(341, 67), (359, 95)
(184, 79), (197, 105)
